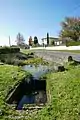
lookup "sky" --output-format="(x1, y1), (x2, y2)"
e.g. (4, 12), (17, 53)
(0, 0), (80, 46)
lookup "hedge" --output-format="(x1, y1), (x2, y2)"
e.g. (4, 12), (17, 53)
(66, 41), (80, 46)
(0, 47), (20, 54)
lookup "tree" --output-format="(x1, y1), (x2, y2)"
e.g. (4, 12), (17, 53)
(29, 36), (32, 46)
(16, 33), (25, 46)
(34, 36), (38, 45)
(47, 33), (49, 45)
(60, 17), (80, 41)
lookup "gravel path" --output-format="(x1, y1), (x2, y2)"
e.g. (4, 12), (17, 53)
(34, 50), (80, 64)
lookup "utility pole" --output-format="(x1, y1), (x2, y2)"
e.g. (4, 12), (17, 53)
(9, 36), (11, 47)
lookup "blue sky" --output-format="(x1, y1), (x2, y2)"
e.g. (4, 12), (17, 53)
(0, 0), (80, 45)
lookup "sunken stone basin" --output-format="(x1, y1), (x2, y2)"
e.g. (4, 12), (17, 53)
(6, 64), (50, 110)
(6, 64), (65, 110)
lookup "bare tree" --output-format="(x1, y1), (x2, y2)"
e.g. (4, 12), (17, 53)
(16, 33), (25, 46)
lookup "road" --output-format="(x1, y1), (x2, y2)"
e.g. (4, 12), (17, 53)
(34, 50), (80, 64)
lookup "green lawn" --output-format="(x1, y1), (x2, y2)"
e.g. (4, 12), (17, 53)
(0, 65), (31, 119)
(21, 49), (49, 65)
(0, 60), (80, 119)
(53, 50), (80, 54)
(32, 65), (80, 120)
(23, 57), (49, 65)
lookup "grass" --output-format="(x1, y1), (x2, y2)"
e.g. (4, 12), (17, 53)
(1, 62), (79, 120)
(54, 50), (80, 53)
(34, 49), (80, 54)
(21, 49), (49, 65)
(47, 49), (80, 53)
(0, 48), (80, 119)
(0, 51), (34, 66)
(23, 57), (49, 65)
(0, 64), (31, 119)
(0, 49), (48, 66)
(66, 41), (80, 46)
(0, 53), (27, 65)
(31, 64), (80, 120)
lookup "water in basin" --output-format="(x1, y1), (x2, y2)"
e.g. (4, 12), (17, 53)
(22, 64), (50, 79)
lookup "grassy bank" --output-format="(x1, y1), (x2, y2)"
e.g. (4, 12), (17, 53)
(21, 49), (48, 65)
(0, 64), (31, 119)
(23, 57), (49, 65)
(0, 49), (48, 66)
(0, 51), (34, 66)
(32, 64), (80, 120)
(0, 63), (80, 119)
(1, 48), (80, 119)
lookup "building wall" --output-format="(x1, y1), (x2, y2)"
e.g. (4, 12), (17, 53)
(42, 38), (47, 45)
(42, 37), (62, 46)
(55, 41), (62, 46)
(49, 38), (56, 45)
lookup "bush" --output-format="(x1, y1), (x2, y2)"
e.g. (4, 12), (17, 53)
(68, 56), (73, 62)
(0, 47), (20, 54)
(66, 41), (80, 46)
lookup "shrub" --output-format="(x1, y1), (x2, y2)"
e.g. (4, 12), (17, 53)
(30, 52), (34, 55)
(58, 65), (65, 72)
(68, 56), (73, 62)
(0, 47), (20, 54)
(66, 41), (80, 46)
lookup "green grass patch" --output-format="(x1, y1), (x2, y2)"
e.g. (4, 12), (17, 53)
(1, 53), (80, 119)
(50, 50), (80, 54)
(61, 50), (80, 53)
(32, 65), (80, 120)
(66, 41), (80, 46)
(23, 57), (49, 65)
(21, 49), (49, 65)
(0, 64), (31, 119)
(62, 50), (80, 53)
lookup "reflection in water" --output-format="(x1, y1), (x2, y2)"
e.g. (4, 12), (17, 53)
(17, 91), (47, 110)
(17, 95), (35, 110)
(22, 65), (50, 79)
